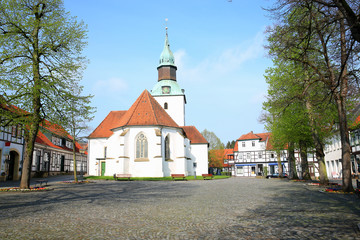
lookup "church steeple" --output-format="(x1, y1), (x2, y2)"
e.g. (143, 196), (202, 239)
(151, 26), (186, 126)
(157, 28), (177, 81)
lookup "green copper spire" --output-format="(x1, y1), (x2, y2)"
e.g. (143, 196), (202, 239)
(159, 28), (176, 67)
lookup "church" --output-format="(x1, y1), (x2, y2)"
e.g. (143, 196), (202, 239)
(87, 31), (209, 178)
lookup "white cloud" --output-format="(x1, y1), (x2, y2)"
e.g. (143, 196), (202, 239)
(93, 77), (128, 95)
(178, 30), (265, 83)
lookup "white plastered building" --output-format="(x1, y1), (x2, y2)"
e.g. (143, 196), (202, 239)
(87, 32), (209, 178)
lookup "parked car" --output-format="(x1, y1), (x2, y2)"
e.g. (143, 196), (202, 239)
(266, 173), (288, 179)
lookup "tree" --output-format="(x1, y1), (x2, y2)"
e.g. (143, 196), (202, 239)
(0, 0), (88, 189)
(263, 57), (336, 183)
(201, 129), (225, 150)
(62, 85), (95, 183)
(208, 149), (225, 169)
(225, 141), (235, 149)
(266, 1), (360, 191)
(313, 0), (360, 43)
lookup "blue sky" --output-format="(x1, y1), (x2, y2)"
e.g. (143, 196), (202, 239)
(63, 0), (275, 144)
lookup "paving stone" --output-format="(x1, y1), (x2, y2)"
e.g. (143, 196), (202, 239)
(0, 177), (359, 239)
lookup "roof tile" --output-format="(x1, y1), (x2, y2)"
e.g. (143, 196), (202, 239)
(182, 126), (208, 144)
(88, 111), (127, 138)
(114, 90), (179, 129)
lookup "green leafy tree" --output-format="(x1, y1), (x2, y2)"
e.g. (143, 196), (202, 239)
(0, 0), (88, 189)
(263, 57), (336, 183)
(266, 1), (360, 191)
(201, 129), (225, 150)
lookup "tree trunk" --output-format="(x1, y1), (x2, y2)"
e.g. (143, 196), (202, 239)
(277, 150), (283, 178)
(73, 137), (78, 183)
(20, 114), (40, 189)
(305, 101), (329, 184)
(288, 142), (299, 179)
(299, 140), (311, 180)
(20, 6), (42, 189)
(337, 13), (353, 192)
(311, 132), (329, 185)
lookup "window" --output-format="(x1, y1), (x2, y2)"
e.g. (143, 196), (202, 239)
(242, 142), (245, 147)
(16, 125), (22, 138)
(247, 152), (251, 160)
(258, 152), (262, 159)
(165, 135), (170, 160)
(11, 126), (17, 137)
(104, 147), (107, 159)
(252, 141), (255, 147)
(238, 153), (243, 160)
(271, 153), (275, 158)
(164, 102), (168, 109)
(136, 133), (148, 159)
(52, 153), (56, 167)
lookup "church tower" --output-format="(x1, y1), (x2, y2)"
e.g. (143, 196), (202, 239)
(151, 28), (186, 126)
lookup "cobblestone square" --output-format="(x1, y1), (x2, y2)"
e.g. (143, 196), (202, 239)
(0, 177), (359, 239)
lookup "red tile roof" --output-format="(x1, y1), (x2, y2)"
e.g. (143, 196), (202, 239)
(2, 102), (85, 153)
(41, 119), (69, 137)
(182, 126), (208, 144)
(89, 90), (181, 139)
(224, 148), (234, 156)
(350, 114), (360, 130)
(237, 131), (270, 142)
(36, 124), (85, 154)
(114, 90), (179, 129)
(88, 111), (127, 138)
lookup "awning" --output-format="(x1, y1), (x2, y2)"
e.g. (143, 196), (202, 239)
(268, 162), (285, 166)
(236, 164), (256, 167)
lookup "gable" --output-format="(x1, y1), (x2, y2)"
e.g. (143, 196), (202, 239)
(88, 111), (127, 138)
(113, 90), (179, 129)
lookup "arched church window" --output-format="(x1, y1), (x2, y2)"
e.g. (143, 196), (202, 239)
(136, 133), (148, 159)
(164, 102), (168, 109)
(165, 135), (170, 160)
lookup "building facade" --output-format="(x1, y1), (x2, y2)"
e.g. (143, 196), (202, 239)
(87, 31), (208, 178)
(228, 131), (319, 178)
(0, 119), (87, 181)
(0, 125), (25, 181)
(230, 132), (287, 177)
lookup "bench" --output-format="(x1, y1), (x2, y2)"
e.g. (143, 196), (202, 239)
(202, 174), (213, 180)
(113, 174), (132, 181)
(35, 179), (48, 187)
(171, 174), (186, 181)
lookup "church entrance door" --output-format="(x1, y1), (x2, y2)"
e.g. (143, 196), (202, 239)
(101, 162), (106, 176)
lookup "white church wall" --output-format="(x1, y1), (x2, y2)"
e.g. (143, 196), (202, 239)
(88, 138), (107, 176)
(154, 95), (185, 126)
(184, 139), (194, 176)
(127, 126), (163, 177)
(191, 144), (209, 175)
(161, 128), (186, 176)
